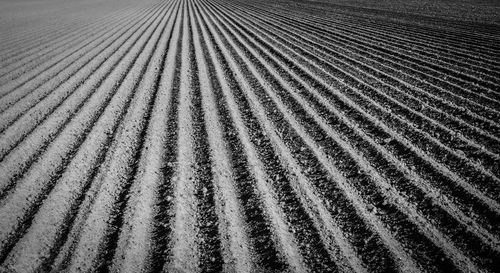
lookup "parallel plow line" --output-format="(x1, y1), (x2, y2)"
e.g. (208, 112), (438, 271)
(1, 0), (499, 272)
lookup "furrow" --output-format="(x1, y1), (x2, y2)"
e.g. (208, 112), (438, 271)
(207, 3), (500, 270)
(212, 0), (500, 177)
(0, 4), (142, 81)
(0, 2), (149, 69)
(0, 0), (132, 51)
(163, 2), (223, 271)
(61, 3), (177, 271)
(109, 8), (183, 272)
(0, 1), (174, 266)
(0, 10), (99, 59)
(235, 0), (500, 65)
(208, 0), (500, 247)
(190, 3), (254, 270)
(198, 2), (405, 272)
(226, 0), (500, 102)
(219, 4), (500, 208)
(0, 2), (163, 164)
(0, 3), (158, 105)
(195, 4), (317, 271)
(233, 7), (500, 132)
(220, 1), (500, 126)
(194, 6), (292, 272)
(206, 0), (500, 217)
(1, 0), (498, 272)
(0, 0), (174, 196)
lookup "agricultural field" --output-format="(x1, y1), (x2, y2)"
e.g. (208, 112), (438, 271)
(0, 0), (499, 272)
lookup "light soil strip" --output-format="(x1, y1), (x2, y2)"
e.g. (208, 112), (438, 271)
(109, 3), (182, 272)
(0, 2), (174, 269)
(190, 2), (253, 271)
(195, 4), (309, 272)
(64, 3), (178, 271)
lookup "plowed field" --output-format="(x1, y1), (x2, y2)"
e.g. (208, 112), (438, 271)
(1, 0), (499, 272)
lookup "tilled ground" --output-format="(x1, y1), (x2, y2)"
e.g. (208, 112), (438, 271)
(0, 0), (499, 272)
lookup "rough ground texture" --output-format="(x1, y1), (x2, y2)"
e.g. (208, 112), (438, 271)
(0, 0), (499, 272)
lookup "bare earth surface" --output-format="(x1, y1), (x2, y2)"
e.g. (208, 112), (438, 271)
(0, 0), (499, 272)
